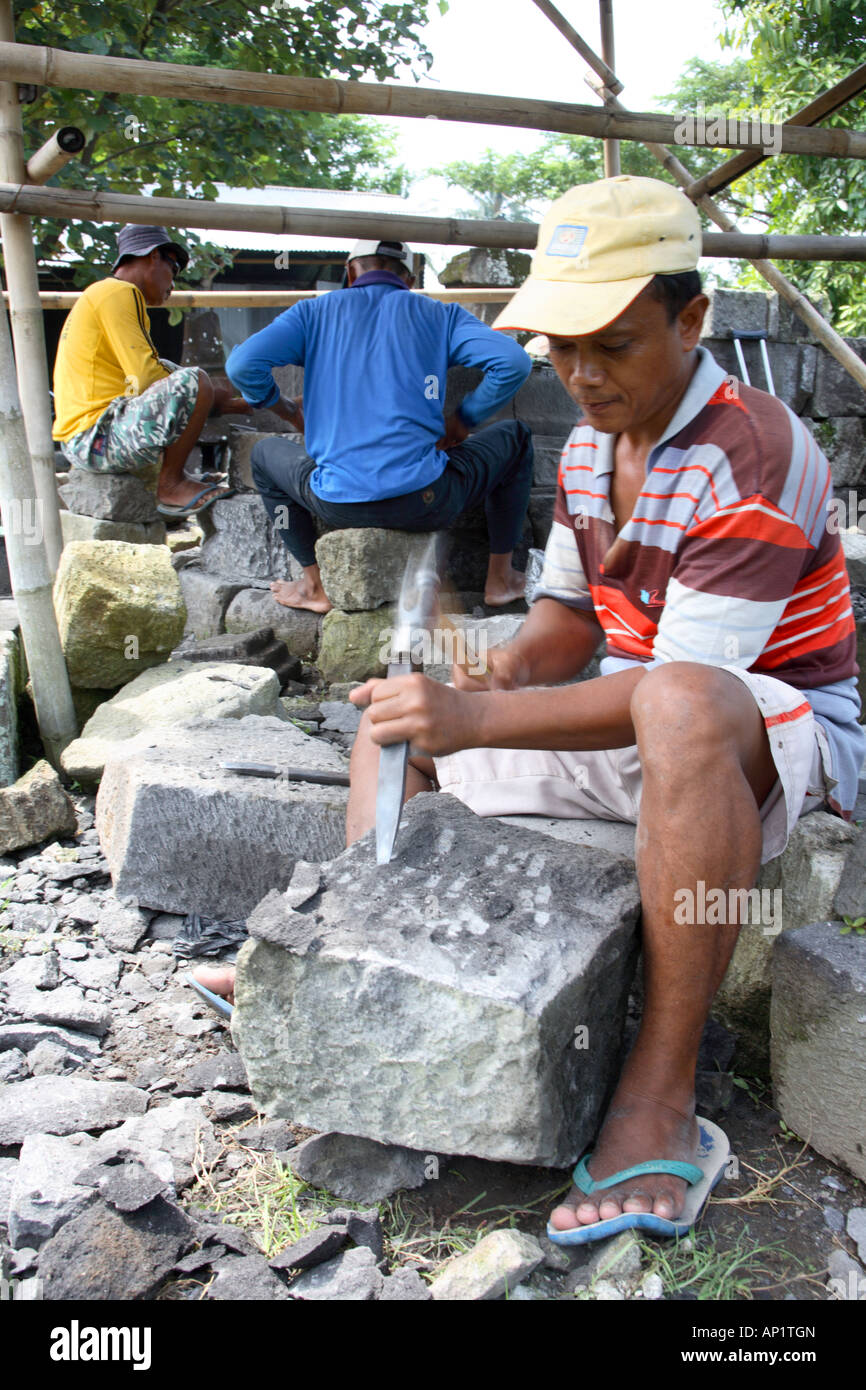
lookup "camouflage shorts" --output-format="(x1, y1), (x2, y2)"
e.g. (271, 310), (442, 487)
(60, 367), (201, 476)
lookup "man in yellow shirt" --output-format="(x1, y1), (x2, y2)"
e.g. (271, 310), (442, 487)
(53, 224), (246, 517)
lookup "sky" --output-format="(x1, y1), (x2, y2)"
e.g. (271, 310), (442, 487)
(388, 0), (740, 194)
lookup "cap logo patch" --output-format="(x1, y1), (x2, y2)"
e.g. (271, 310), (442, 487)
(546, 224), (588, 257)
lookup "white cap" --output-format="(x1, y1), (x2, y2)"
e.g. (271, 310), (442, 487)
(346, 239), (414, 273)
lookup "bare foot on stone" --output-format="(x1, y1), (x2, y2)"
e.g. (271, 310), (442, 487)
(484, 567), (526, 607)
(270, 578), (332, 614)
(191, 964), (236, 1006)
(549, 1089), (699, 1230)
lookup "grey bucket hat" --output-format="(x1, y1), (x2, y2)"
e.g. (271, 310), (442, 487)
(111, 224), (190, 273)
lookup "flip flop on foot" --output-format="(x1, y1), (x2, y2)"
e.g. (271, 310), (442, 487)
(157, 484), (236, 518)
(546, 1117), (730, 1245)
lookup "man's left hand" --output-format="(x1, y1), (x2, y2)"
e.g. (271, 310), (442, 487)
(436, 411), (470, 451)
(350, 672), (483, 758)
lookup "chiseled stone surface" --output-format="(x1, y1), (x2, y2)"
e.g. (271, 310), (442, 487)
(0, 1076), (147, 1145)
(96, 715), (348, 916)
(233, 793), (640, 1167)
(771, 922), (866, 1182)
(315, 529), (439, 612)
(0, 761), (77, 854)
(61, 659), (286, 784)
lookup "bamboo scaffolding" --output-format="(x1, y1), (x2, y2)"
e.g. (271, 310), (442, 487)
(20, 288), (518, 310)
(3, 182), (866, 261)
(598, 0), (620, 177)
(530, 0), (866, 394)
(25, 125), (85, 184)
(2, 41), (866, 156)
(686, 62), (866, 201)
(530, 0), (622, 94)
(0, 4), (62, 573)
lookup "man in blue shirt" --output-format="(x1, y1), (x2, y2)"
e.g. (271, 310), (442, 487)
(226, 238), (534, 612)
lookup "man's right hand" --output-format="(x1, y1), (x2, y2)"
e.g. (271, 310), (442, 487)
(272, 394), (305, 433)
(452, 644), (530, 692)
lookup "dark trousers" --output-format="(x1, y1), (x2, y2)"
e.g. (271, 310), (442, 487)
(250, 420), (534, 568)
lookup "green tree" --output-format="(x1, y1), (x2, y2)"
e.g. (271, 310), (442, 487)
(13, 0), (448, 283)
(720, 1), (866, 331)
(434, 59), (757, 223)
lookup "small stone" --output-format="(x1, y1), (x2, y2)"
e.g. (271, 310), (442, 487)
(824, 1206), (845, 1234)
(202, 1092), (255, 1124)
(847, 1207), (866, 1263)
(178, 1051), (249, 1095)
(0, 1076), (147, 1145)
(0, 1048), (28, 1082)
(286, 1132), (429, 1205)
(38, 1196), (194, 1301)
(640, 1272), (665, 1300)
(56, 940), (88, 960)
(320, 1207), (384, 1260)
(429, 1230), (544, 1301)
(0, 762), (77, 854)
(287, 1245), (384, 1301)
(208, 1253), (290, 1300)
(269, 1226), (349, 1271)
(241, 1120), (291, 1152)
(27, 1040), (79, 1076)
(587, 1277), (626, 1301)
(99, 1163), (172, 1213)
(379, 1268), (432, 1300)
(96, 897), (150, 953)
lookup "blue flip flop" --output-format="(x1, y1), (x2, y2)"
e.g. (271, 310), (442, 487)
(546, 1116), (730, 1246)
(157, 485), (235, 518)
(185, 972), (234, 1019)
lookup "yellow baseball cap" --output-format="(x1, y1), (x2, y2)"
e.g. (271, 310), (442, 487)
(494, 176), (701, 337)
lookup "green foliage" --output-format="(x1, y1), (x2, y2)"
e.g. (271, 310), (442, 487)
(13, 0), (445, 282)
(720, 1), (866, 331)
(840, 914), (866, 935)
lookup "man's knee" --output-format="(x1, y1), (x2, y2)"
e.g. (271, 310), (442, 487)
(631, 662), (733, 748)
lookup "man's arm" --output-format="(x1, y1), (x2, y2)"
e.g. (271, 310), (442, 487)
(445, 305), (532, 427)
(225, 304), (307, 411)
(454, 597), (603, 691)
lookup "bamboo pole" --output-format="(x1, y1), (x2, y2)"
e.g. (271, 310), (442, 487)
(0, 244), (77, 763)
(0, 6), (62, 573)
(25, 125), (85, 184)
(686, 62), (866, 201)
(19, 287), (518, 310)
(1, 183), (866, 261)
(527, 1), (866, 394)
(599, 0), (620, 177)
(2, 41), (866, 156)
(530, 0), (622, 94)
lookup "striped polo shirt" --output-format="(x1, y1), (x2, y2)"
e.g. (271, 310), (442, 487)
(535, 346), (866, 817)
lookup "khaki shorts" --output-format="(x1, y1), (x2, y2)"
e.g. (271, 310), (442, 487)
(434, 667), (837, 864)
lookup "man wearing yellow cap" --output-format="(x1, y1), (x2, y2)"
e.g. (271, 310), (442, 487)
(346, 176), (865, 1243)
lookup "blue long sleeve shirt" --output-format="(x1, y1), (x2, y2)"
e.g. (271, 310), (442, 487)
(226, 271), (532, 502)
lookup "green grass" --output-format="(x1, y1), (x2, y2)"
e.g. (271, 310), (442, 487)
(636, 1229), (802, 1301)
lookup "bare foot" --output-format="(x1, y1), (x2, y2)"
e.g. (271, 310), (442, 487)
(191, 964), (236, 1006)
(484, 568), (526, 607)
(549, 1089), (699, 1230)
(157, 479), (230, 509)
(270, 578), (332, 614)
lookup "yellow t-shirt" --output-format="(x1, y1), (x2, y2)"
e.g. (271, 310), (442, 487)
(52, 277), (170, 441)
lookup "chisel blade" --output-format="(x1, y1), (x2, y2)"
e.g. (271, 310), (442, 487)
(375, 657), (413, 864)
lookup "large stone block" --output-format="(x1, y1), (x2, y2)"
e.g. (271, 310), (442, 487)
(713, 811), (857, 1070)
(58, 470), (159, 523)
(61, 659), (288, 784)
(198, 494), (299, 583)
(802, 417), (866, 488)
(531, 436), (566, 489)
(226, 426), (306, 493)
(60, 511), (167, 546)
(177, 565), (244, 640)
(768, 290), (833, 344)
(529, 489), (556, 548)
(0, 760), (77, 854)
(316, 529), (439, 612)
(443, 367), (515, 426)
(812, 339), (866, 418)
(511, 363), (579, 438)
(701, 288), (769, 339)
(0, 627), (20, 787)
(232, 794), (640, 1167)
(96, 715), (348, 916)
(771, 922), (866, 1181)
(53, 540), (186, 688)
(842, 529), (866, 587)
(703, 339), (816, 411)
(317, 607), (394, 684)
(225, 588), (322, 658)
